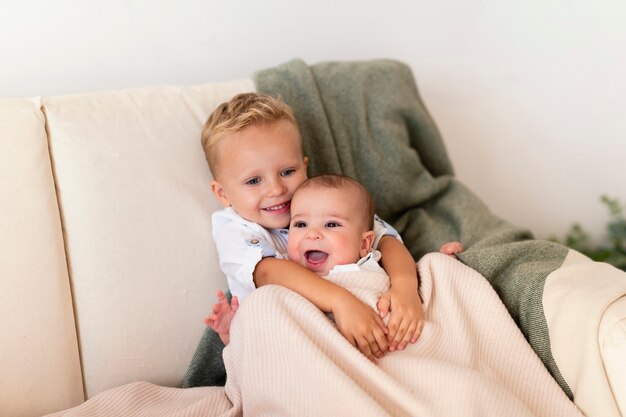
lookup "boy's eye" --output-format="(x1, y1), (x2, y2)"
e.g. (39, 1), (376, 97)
(281, 168), (295, 177)
(325, 222), (340, 228)
(292, 221), (307, 228)
(245, 177), (261, 186)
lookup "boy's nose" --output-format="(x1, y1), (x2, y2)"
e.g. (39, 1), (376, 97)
(267, 178), (287, 197)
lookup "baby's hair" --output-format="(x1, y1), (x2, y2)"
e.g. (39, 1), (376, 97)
(297, 174), (375, 231)
(201, 92), (300, 178)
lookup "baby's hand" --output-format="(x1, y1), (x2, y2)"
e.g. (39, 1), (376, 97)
(377, 286), (424, 352)
(439, 241), (464, 258)
(332, 290), (389, 363)
(203, 290), (239, 345)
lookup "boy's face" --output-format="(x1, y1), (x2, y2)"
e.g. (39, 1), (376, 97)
(287, 186), (374, 276)
(211, 120), (308, 229)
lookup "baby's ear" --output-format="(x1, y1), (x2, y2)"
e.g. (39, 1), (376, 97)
(359, 230), (376, 257)
(210, 180), (231, 208)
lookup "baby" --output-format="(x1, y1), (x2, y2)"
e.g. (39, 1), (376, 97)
(287, 174), (380, 277)
(209, 172), (464, 360)
(287, 174), (392, 340)
(288, 174), (463, 323)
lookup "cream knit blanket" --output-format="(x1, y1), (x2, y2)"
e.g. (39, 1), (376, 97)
(47, 253), (583, 417)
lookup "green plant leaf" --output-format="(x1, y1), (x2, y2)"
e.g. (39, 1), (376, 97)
(555, 195), (626, 271)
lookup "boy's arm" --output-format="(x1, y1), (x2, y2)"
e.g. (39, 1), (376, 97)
(254, 257), (389, 362)
(377, 235), (424, 351)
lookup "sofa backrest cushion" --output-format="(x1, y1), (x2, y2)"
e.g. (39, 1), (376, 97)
(43, 79), (254, 398)
(0, 98), (84, 416)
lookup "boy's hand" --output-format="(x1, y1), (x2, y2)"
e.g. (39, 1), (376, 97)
(377, 285), (424, 352)
(331, 289), (389, 363)
(376, 235), (424, 351)
(203, 290), (239, 345)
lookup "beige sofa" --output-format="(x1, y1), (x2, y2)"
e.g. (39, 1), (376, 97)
(1, 79), (253, 417)
(2, 74), (625, 417)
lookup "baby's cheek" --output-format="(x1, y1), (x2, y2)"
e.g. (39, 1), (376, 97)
(286, 240), (299, 260)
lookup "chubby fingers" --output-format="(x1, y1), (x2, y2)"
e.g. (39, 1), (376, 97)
(356, 332), (388, 362)
(203, 313), (216, 327)
(350, 318), (389, 362)
(386, 317), (402, 351)
(411, 318), (424, 343)
(372, 325), (389, 354)
(377, 295), (391, 319)
(211, 302), (223, 314)
(387, 316), (421, 351)
(390, 317), (425, 351)
(355, 336), (377, 362)
(369, 319), (390, 359)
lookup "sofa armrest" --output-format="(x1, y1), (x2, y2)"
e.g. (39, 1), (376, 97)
(543, 249), (626, 417)
(601, 295), (626, 417)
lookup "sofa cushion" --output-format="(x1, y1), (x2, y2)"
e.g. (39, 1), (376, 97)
(43, 79), (254, 398)
(0, 98), (84, 416)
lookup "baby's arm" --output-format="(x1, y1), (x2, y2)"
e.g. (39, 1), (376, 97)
(204, 290), (239, 345)
(254, 257), (389, 362)
(376, 236), (424, 351)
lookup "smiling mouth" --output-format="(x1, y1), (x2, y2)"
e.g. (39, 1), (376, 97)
(305, 250), (329, 266)
(263, 201), (290, 212)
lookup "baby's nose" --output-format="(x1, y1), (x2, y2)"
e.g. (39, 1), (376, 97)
(306, 228), (322, 240)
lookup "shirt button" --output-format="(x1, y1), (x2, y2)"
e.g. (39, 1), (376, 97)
(250, 239), (259, 244)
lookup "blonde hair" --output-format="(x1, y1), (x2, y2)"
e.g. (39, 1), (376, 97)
(201, 92), (300, 178)
(297, 174), (375, 231)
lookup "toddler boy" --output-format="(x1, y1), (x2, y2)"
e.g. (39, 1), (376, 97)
(201, 93), (426, 361)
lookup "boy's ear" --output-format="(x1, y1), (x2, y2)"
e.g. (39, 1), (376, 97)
(210, 180), (231, 208)
(359, 230), (376, 257)
(303, 156), (309, 167)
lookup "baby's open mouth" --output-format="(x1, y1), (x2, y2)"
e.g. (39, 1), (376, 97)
(305, 250), (328, 265)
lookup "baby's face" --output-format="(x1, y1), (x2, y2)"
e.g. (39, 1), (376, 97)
(211, 120), (308, 229)
(287, 186), (373, 276)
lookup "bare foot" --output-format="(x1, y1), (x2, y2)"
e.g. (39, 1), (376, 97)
(439, 241), (464, 258)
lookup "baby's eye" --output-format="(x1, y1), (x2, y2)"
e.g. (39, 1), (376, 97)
(245, 177), (261, 186)
(325, 222), (341, 228)
(292, 221), (307, 228)
(281, 168), (296, 177)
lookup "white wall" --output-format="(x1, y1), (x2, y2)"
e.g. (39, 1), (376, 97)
(3, 0), (625, 244)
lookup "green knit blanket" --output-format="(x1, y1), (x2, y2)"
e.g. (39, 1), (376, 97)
(182, 59), (571, 398)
